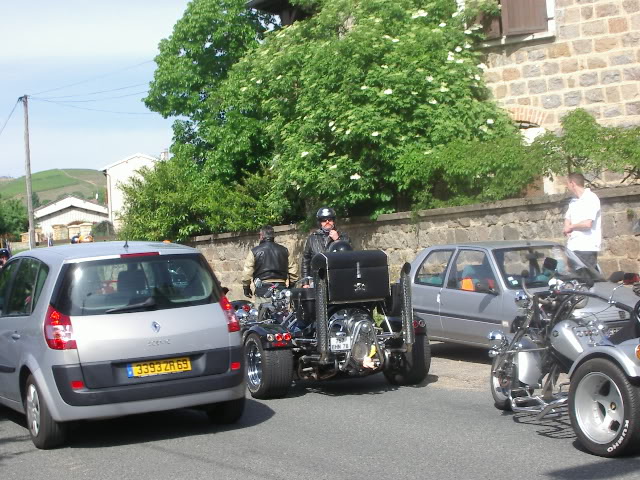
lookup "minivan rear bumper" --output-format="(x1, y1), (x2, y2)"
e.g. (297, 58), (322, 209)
(53, 364), (244, 407)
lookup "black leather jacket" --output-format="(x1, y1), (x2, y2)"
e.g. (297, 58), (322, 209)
(301, 229), (351, 280)
(252, 239), (290, 281)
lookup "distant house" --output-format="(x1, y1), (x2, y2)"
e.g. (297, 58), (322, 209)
(34, 195), (109, 241)
(101, 153), (160, 231)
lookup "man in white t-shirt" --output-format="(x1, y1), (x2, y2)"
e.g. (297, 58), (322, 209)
(563, 172), (601, 270)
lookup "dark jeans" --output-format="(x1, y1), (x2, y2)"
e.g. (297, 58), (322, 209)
(573, 251), (599, 271)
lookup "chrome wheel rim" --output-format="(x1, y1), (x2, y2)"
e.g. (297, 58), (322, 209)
(574, 372), (625, 445)
(26, 384), (41, 437)
(246, 342), (262, 389)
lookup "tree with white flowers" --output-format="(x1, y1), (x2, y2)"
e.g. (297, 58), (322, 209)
(126, 0), (538, 240)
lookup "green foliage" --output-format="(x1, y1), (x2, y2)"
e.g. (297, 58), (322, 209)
(532, 108), (640, 180)
(130, 0), (539, 240)
(119, 158), (280, 242)
(0, 194), (28, 238)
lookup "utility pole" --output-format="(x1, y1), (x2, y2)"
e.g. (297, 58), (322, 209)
(21, 95), (36, 249)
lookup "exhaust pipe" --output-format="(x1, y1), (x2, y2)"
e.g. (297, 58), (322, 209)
(400, 262), (415, 350)
(314, 272), (331, 364)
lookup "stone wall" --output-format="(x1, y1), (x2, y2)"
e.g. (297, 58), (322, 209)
(191, 185), (640, 300)
(483, 0), (640, 128)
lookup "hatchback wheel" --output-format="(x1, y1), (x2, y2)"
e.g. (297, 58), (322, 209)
(24, 375), (67, 449)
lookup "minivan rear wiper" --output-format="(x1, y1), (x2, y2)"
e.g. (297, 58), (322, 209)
(105, 297), (157, 314)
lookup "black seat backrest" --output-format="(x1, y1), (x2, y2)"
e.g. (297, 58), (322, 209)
(117, 269), (147, 293)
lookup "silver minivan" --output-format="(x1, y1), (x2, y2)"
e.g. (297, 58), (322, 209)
(0, 241), (245, 449)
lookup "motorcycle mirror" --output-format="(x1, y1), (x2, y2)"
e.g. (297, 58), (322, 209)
(254, 278), (263, 288)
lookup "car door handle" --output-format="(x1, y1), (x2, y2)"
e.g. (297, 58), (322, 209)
(11, 333), (21, 340)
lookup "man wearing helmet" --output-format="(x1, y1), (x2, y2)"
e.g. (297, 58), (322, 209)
(301, 207), (351, 287)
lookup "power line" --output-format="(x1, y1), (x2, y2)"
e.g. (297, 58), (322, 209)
(30, 60), (154, 96)
(32, 90), (149, 103)
(0, 99), (20, 139)
(30, 97), (156, 115)
(39, 83), (148, 100)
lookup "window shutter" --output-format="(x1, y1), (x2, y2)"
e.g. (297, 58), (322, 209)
(477, 11), (502, 40)
(502, 0), (548, 36)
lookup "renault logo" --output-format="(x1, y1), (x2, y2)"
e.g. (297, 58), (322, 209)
(151, 321), (161, 333)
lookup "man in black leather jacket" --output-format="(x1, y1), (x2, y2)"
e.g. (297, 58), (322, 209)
(241, 226), (298, 299)
(301, 207), (351, 286)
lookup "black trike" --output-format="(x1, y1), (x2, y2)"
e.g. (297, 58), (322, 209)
(240, 249), (431, 399)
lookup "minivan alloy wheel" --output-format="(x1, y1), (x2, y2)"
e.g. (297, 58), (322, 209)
(26, 383), (41, 437)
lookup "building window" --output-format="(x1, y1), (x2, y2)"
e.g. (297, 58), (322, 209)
(479, 0), (554, 43)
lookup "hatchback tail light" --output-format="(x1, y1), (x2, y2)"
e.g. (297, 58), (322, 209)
(220, 296), (240, 332)
(44, 306), (77, 350)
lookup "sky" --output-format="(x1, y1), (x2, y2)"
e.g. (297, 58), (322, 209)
(0, 0), (192, 178)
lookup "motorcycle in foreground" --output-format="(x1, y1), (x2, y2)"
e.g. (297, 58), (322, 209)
(488, 273), (640, 457)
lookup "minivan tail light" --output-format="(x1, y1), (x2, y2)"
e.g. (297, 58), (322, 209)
(220, 296), (240, 332)
(44, 306), (77, 350)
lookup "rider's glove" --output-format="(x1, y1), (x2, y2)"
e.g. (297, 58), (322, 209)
(243, 285), (253, 298)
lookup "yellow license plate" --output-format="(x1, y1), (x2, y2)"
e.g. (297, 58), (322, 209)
(127, 357), (192, 378)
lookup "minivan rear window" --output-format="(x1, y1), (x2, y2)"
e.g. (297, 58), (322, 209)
(55, 254), (222, 316)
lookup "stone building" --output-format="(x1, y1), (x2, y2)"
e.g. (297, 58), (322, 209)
(482, 0), (640, 130)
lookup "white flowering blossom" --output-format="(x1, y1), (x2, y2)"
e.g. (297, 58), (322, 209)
(329, 164), (338, 170)
(479, 125), (489, 133)
(328, 121), (335, 127)
(392, 38), (400, 43)
(411, 91), (418, 95)
(455, 46), (462, 53)
(371, 131), (380, 137)
(383, 34), (392, 39)
(346, 129), (351, 135)
(456, 59), (464, 64)
(381, 65), (389, 69)
(361, 85), (369, 90)
(439, 22), (447, 27)
(447, 52), (455, 62)
(474, 74), (481, 81)
(276, 75), (283, 80)
(350, 173), (362, 180)
(240, 87), (248, 92)
(452, 11), (460, 18)
(464, 43), (472, 49)
(256, 79), (262, 84)
(439, 85), (449, 92)
(411, 9), (428, 19)
(301, 151), (309, 157)
(426, 75), (434, 82)
(428, 99), (438, 104)
(477, 63), (488, 70)
(486, 119), (495, 125)
(464, 29), (472, 34)
(383, 89), (393, 95)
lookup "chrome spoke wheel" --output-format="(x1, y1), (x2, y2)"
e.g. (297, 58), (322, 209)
(26, 384), (41, 437)
(574, 372), (624, 445)
(246, 341), (263, 389)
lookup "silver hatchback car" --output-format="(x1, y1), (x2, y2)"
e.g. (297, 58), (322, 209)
(0, 241), (245, 449)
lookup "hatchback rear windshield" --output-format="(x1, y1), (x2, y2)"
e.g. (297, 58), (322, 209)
(55, 254), (222, 316)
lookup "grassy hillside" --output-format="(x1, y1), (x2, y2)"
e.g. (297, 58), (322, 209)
(0, 169), (106, 205)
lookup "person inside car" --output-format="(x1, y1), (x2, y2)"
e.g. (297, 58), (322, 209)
(0, 248), (10, 269)
(301, 207), (351, 287)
